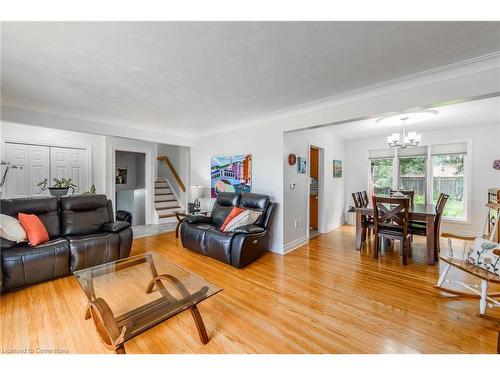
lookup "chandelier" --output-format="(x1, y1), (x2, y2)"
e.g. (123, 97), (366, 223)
(376, 110), (438, 149)
(386, 116), (421, 149)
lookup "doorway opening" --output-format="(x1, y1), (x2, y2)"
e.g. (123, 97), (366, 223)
(309, 145), (323, 239)
(115, 150), (146, 226)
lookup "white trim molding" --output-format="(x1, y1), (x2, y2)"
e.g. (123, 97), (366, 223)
(325, 220), (345, 233)
(283, 234), (309, 254)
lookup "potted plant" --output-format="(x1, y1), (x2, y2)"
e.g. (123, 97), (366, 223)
(82, 184), (97, 195)
(37, 178), (77, 197)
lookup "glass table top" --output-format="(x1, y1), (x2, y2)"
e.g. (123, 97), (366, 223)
(73, 253), (222, 319)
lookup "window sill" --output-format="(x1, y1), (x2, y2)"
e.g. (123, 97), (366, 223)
(442, 217), (471, 225)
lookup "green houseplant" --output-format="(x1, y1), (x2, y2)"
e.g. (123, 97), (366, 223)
(37, 178), (77, 197)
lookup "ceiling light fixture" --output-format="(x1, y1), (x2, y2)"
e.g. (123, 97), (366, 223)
(376, 110), (438, 149)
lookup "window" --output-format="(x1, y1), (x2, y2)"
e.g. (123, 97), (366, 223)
(398, 156), (427, 204)
(370, 158), (393, 196)
(367, 142), (468, 221)
(431, 154), (466, 219)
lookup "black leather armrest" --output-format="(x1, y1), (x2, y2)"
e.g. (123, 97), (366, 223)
(101, 221), (131, 233)
(0, 237), (16, 249)
(233, 224), (265, 234)
(185, 215), (212, 225)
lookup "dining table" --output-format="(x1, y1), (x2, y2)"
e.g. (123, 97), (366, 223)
(355, 203), (438, 265)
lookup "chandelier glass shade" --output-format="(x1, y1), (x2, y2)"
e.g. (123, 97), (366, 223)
(377, 110), (437, 149)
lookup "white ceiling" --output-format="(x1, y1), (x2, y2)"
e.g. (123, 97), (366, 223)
(323, 96), (500, 140)
(1, 22), (500, 138)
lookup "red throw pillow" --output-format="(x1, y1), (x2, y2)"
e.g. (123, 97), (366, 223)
(18, 213), (49, 246)
(220, 207), (246, 231)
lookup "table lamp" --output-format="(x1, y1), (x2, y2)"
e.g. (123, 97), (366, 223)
(189, 185), (205, 213)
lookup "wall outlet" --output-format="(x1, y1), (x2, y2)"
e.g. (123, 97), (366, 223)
(294, 219), (302, 228)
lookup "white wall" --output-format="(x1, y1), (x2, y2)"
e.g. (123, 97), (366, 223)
(190, 124), (284, 253)
(344, 123), (500, 235)
(283, 128), (346, 252)
(157, 143), (190, 208)
(0, 121), (106, 193)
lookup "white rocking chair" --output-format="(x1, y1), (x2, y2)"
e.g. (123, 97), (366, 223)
(435, 203), (500, 317)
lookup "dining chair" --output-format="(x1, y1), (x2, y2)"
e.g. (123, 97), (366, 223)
(353, 192), (373, 239)
(409, 193), (449, 260)
(352, 192), (363, 208)
(390, 190), (415, 206)
(372, 196), (411, 265)
(362, 191), (370, 206)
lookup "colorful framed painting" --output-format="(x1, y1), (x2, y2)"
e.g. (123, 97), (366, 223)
(297, 157), (307, 174)
(211, 154), (252, 198)
(333, 160), (343, 178)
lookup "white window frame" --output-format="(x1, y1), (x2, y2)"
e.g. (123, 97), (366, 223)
(427, 140), (471, 224)
(368, 140), (471, 224)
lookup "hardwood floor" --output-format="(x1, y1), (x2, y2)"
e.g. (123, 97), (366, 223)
(1, 225), (499, 354)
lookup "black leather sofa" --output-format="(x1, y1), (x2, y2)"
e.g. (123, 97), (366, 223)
(0, 194), (132, 293)
(180, 192), (276, 268)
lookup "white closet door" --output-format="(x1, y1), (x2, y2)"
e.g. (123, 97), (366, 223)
(28, 145), (50, 197)
(50, 147), (88, 194)
(4, 143), (30, 198)
(4, 143), (50, 198)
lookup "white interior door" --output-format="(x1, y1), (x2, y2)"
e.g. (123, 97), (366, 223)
(4, 143), (50, 198)
(50, 147), (88, 194)
(4, 143), (30, 198)
(28, 145), (50, 197)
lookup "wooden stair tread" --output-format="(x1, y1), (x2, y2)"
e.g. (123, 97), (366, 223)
(158, 213), (178, 218)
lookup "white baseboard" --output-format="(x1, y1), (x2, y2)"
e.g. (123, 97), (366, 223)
(324, 219), (345, 233)
(283, 234), (309, 254)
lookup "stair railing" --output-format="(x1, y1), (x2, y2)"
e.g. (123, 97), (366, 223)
(157, 156), (186, 192)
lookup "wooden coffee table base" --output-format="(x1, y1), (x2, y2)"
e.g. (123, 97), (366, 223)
(81, 255), (212, 354)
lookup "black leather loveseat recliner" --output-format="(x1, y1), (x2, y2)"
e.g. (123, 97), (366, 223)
(180, 192), (277, 268)
(0, 194), (133, 293)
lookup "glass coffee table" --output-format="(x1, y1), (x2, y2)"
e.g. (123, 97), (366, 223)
(74, 253), (221, 354)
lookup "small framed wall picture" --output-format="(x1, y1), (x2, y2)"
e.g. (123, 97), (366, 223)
(333, 160), (342, 178)
(297, 157), (307, 174)
(115, 167), (128, 184)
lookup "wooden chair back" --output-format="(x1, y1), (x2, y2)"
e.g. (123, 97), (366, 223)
(485, 203), (500, 241)
(362, 191), (370, 206)
(352, 192), (362, 208)
(390, 190), (415, 205)
(372, 196), (410, 238)
(433, 193), (449, 253)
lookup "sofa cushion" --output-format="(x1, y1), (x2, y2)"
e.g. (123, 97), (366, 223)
(466, 237), (500, 276)
(203, 227), (235, 264)
(0, 197), (61, 238)
(1, 238), (70, 291)
(18, 213), (50, 246)
(0, 214), (27, 242)
(211, 193), (241, 228)
(220, 206), (245, 232)
(239, 193), (270, 226)
(180, 223), (213, 255)
(60, 195), (111, 236)
(66, 232), (120, 272)
(222, 210), (262, 232)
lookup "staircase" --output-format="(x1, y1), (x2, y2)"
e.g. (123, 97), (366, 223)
(154, 178), (182, 223)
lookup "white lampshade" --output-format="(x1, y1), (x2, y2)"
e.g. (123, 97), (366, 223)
(189, 185), (205, 200)
(387, 133), (400, 144)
